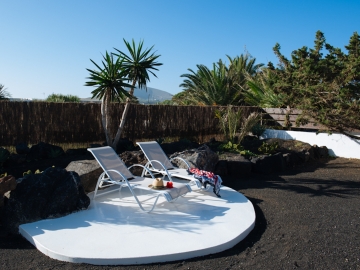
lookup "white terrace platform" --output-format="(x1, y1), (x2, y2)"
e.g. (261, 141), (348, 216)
(19, 183), (255, 265)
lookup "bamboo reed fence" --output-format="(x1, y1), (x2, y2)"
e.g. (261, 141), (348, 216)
(0, 101), (261, 145)
(4, 101), (357, 147)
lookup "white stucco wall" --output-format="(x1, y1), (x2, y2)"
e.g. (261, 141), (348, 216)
(262, 129), (360, 159)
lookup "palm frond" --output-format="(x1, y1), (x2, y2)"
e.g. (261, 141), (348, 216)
(85, 51), (132, 101)
(113, 39), (163, 90)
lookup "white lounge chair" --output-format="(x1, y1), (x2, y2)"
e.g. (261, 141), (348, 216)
(136, 141), (207, 190)
(87, 146), (192, 213)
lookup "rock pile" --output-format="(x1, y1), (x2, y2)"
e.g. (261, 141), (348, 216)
(0, 138), (331, 235)
(2, 167), (90, 234)
(170, 144), (218, 172)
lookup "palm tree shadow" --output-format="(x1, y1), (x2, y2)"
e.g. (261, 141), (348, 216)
(225, 158), (360, 199)
(169, 196), (266, 263)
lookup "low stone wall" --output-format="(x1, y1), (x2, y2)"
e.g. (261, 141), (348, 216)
(262, 129), (360, 159)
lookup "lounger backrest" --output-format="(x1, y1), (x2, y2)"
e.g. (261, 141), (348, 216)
(137, 141), (174, 170)
(88, 146), (134, 180)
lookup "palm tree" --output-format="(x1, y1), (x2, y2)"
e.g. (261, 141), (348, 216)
(226, 54), (264, 90)
(179, 54), (263, 106)
(167, 91), (195, 105)
(243, 67), (285, 108)
(0, 84), (11, 100)
(180, 61), (242, 105)
(112, 39), (162, 144)
(85, 52), (132, 147)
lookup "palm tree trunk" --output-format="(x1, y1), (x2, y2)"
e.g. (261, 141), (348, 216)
(102, 91), (112, 146)
(112, 80), (137, 148)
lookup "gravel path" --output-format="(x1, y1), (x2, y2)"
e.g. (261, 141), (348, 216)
(1, 157), (360, 269)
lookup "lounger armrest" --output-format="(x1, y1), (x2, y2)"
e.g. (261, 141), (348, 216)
(142, 160), (174, 181)
(97, 169), (134, 190)
(103, 169), (143, 190)
(103, 169), (127, 183)
(169, 157), (191, 169)
(148, 159), (168, 171)
(128, 164), (156, 179)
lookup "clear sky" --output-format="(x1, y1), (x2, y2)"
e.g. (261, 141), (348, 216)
(1, 0), (359, 99)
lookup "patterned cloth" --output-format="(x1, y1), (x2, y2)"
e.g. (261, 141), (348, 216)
(188, 168), (222, 197)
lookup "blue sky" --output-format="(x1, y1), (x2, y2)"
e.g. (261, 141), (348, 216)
(1, 0), (359, 99)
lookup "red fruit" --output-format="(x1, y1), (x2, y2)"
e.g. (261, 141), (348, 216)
(166, 181), (173, 188)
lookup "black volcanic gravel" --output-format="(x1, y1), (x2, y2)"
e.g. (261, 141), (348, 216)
(1, 157), (360, 269)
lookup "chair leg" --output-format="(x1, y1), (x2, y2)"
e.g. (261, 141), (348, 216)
(93, 172), (106, 199)
(128, 188), (163, 213)
(124, 185), (171, 213)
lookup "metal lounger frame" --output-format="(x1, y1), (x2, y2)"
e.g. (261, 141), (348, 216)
(88, 146), (192, 213)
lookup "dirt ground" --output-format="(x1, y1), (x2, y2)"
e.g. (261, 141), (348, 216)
(1, 157), (360, 270)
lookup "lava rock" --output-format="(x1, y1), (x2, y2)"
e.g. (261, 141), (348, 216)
(313, 145), (329, 159)
(214, 160), (228, 176)
(2, 167), (90, 234)
(15, 143), (30, 155)
(251, 152), (286, 174)
(161, 141), (200, 155)
(226, 155), (252, 177)
(65, 148), (88, 156)
(26, 142), (64, 161)
(119, 150), (147, 176)
(170, 144), (218, 172)
(65, 159), (102, 193)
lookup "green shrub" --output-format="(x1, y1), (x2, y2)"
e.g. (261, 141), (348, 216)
(215, 106), (260, 144)
(46, 93), (80, 102)
(23, 169), (44, 176)
(218, 141), (257, 158)
(258, 141), (279, 155)
(239, 149), (257, 159)
(156, 138), (164, 144)
(215, 106), (243, 143)
(251, 123), (266, 138)
(218, 141), (243, 153)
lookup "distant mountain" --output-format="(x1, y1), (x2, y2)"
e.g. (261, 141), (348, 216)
(81, 87), (173, 104)
(134, 87), (173, 104)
